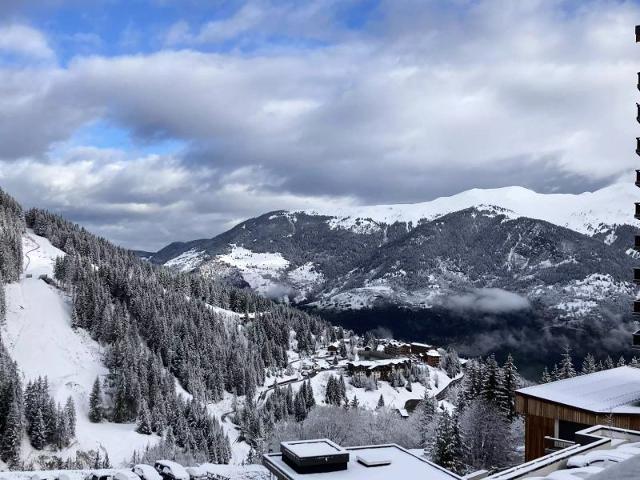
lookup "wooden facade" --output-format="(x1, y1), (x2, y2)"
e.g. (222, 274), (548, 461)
(516, 392), (640, 461)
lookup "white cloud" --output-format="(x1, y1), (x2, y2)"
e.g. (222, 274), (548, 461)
(0, 0), (638, 248)
(0, 24), (54, 59)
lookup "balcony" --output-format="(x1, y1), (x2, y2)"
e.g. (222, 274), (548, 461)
(634, 330), (640, 350)
(635, 235), (640, 251)
(544, 436), (575, 456)
(635, 203), (640, 219)
(634, 267), (640, 284)
(637, 103), (640, 123)
(637, 139), (640, 157)
(636, 170), (640, 187)
(634, 301), (640, 315)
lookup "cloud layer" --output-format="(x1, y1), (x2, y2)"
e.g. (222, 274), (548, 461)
(0, 0), (637, 249)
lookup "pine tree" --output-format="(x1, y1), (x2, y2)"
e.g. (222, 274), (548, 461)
(377, 394), (385, 409)
(604, 355), (615, 370)
(419, 391), (437, 449)
(65, 396), (76, 437)
(558, 346), (576, 379)
(617, 356), (626, 367)
(500, 354), (519, 421)
(581, 353), (597, 375)
(1, 397), (23, 466)
(31, 407), (47, 449)
(431, 411), (462, 473)
(136, 400), (153, 435)
(89, 377), (103, 423)
(350, 395), (359, 409)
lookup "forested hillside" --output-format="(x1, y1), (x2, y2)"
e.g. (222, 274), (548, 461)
(0, 188), (330, 467)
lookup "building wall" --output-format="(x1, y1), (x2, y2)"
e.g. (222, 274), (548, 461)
(516, 393), (640, 461)
(524, 414), (554, 461)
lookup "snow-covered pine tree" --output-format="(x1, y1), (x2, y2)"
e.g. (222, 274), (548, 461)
(557, 346), (576, 379)
(377, 394), (385, 409)
(64, 396), (76, 437)
(89, 377), (103, 423)
(581, 353), (597, 375)
(136, 400), (153, 435)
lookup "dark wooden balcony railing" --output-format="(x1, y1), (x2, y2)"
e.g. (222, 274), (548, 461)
(635, 235), (640, 251)
(634, 267), (640, 284)
(634, 301), (640, 315)
(633, 330), (640, 350)
(635, 203), (640, 219)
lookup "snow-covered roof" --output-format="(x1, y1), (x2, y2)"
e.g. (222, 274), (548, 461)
(410, 342), (431, 348)
(427, 349), (441, 357)
(282, 439), (346, 458)
(517, 367), (640, 414)
(113, 472), (140, 480)
(264, 444), (461, 480)
(348, 358), (411, 370)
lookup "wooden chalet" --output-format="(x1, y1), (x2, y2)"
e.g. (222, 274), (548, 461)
(347, 358), (411, 382)
(383, 341), (411, 357)
(516, 366), (640, 461)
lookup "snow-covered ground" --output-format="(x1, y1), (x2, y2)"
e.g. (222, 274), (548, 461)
(213, 245), (290, 296)
(298, 182), (636, 236)
(164, 249), (208, 272)
(2, 231), (159, 467)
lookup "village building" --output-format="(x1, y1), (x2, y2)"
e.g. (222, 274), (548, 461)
(347, 358), (411, 382)
(410, 342), (432, 356)
(515, 366), (640, 461)
(426, 349), (441, 367)
(383, 341), (411, 357)
(263, 439), (461, 480)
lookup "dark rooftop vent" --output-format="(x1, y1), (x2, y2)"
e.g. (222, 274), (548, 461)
(357, 452), (392, 467)
(281, 439), (350, 474)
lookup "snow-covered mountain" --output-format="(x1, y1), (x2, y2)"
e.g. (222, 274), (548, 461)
(150, 182), (637, 307)
(148, 182), (639, 364)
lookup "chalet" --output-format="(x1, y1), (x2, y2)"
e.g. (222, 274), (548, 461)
(515, 366), (640, 461)
(426, 349), (441, 367)
(263, 439), (460, 480)
(383, 341), (411, 357)
(347, 358), (411, 382)
(410, 342), (432, 356)
(326, 343), (339, 355)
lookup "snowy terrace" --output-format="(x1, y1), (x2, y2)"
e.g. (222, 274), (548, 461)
(487, 425), (640, 480)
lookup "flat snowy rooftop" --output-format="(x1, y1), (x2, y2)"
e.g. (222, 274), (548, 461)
(517, 367), (640, 414)
(264, 444), (460, 480)
(282, 439), (345, 458)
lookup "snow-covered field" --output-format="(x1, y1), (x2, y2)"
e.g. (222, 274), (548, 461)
(2, 231), (159, 466)
(214, 245), (289, 296)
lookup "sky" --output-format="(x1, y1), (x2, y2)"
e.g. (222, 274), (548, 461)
(0, 0), (638, 250)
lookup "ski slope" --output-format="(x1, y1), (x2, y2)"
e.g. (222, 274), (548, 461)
(299, 182), (635, 235)
(2, 230), (159, 466)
